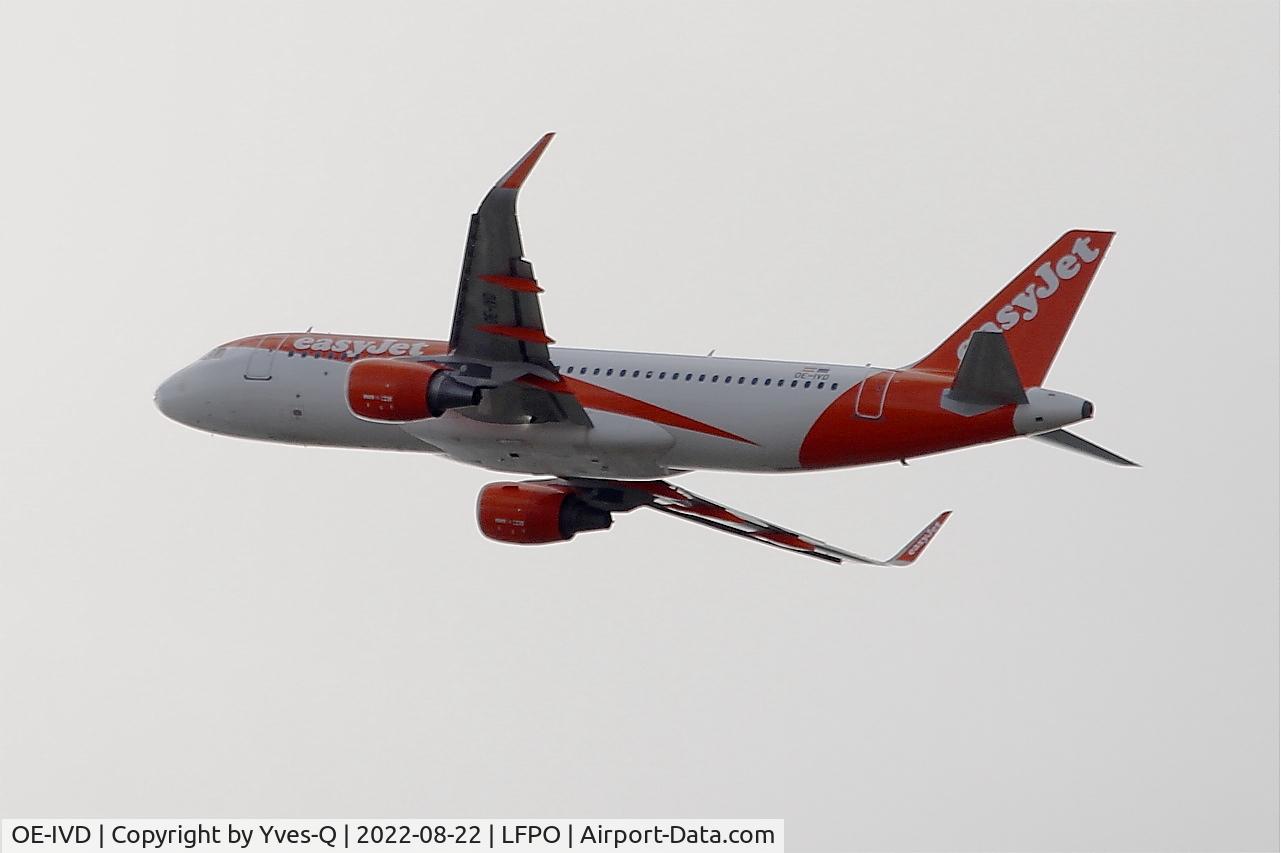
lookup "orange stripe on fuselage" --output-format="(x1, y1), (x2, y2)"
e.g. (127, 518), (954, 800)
(799, 369), (1016, 468)
(520, 375), (757, 445)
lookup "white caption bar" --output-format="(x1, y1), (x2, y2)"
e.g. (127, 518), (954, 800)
(2, 821), (783, 853)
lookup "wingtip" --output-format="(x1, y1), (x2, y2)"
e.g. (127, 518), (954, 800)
(887, 510), (952, 566)
(498, 132), (556, 190)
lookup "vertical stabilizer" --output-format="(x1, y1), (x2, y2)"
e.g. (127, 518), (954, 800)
(913, 230), (1114, 386)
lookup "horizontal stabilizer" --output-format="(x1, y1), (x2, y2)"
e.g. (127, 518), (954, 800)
(1032, 429), (1139, 466)
(947, 331), (1028, 406)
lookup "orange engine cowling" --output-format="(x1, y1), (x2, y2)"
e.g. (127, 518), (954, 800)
(346, 359), (480, 422)
(477, 482), (614, 545)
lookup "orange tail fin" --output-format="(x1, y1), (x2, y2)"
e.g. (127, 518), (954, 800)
(913, 230), (1115, 386)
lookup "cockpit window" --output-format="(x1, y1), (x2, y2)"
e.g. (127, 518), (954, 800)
(201, 347), (226, 360)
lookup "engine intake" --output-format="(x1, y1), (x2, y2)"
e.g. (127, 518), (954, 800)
(477, 482), (613, 544)
(347, 359), (480, 422)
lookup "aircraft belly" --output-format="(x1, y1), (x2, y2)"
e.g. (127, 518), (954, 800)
(403, 410), (676, 479)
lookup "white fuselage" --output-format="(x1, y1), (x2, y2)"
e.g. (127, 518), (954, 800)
(156, 337), (880, 479)
(155, 332), (1090, 481)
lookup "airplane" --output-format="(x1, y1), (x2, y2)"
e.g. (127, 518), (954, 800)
(155, 133), (1135, 565)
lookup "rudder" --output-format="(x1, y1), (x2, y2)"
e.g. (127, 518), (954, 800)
(913, 230), (1115, 386)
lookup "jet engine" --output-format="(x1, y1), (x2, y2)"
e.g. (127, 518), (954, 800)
(477, 482), (613, 544)
(346, 359), (480, 422)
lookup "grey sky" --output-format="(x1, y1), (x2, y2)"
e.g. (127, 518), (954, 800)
(0, 2), (1277, 850)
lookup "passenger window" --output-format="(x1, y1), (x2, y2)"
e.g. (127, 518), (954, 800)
(791, 380), (798, 387)
(685, 373), (693, 380)
(832, 383), (839, 391)
(751, 377), (758, 385)
(804, 381), (812, 388)
(593, 368), (600, 375)
(606, 369), (614, 376)
(712, 375), (719, 382)
(737, 377), (745, 384)
(646, 371), (653, 379)
(699, 374), (706, 382)
(817, 382), (825, 389)
(764, 378), (772, 386)
(659, 372), (666, 379)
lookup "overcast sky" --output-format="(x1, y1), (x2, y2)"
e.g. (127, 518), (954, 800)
(1, 2), (1277, 850)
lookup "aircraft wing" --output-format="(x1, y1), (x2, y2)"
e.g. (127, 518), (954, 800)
(446, 133), (591, 426)
(562, 478), (952, 565)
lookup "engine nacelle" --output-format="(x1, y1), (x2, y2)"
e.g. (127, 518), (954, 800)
(477, 482), (613, 545)
(346, 359), (480, 422)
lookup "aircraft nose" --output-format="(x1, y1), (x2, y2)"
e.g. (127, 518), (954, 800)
(154, 369), (197, 425)
(1081, 400), (1094, 419)
(154, 374), (178, 419)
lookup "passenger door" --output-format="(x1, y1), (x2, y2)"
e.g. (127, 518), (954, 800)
(244, 335), (286, 380)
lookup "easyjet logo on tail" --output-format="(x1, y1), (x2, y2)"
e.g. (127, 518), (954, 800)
(955, 236), (1100, 361)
